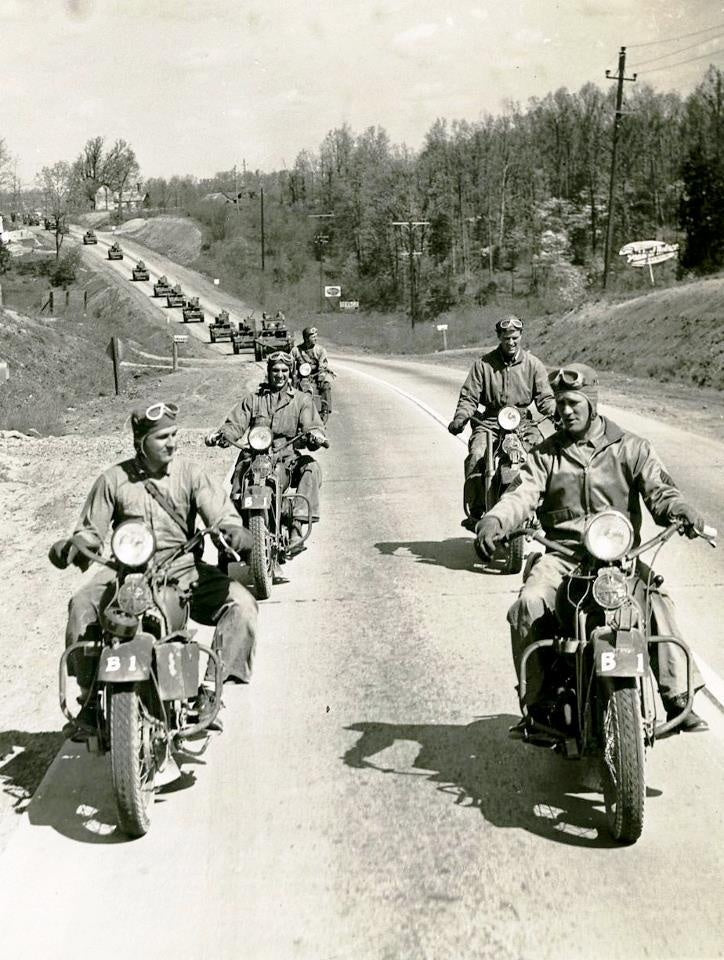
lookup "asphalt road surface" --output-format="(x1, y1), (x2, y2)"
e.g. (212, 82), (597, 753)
(1, 342), (723, 960)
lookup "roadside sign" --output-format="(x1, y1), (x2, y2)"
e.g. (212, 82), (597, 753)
(173, 334), (189, 343)
(0, 360), (9, 382)
(340, 300), (359, 311)
(436, 324), (448, 331)
(213, 278), (220, 286)
(618, 240), (679, 266)
(324, 285), (341, 298)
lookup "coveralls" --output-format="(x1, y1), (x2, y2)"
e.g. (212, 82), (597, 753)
(65, 457), (258, 686)
(485, 415), (703, 705)
(291, 342), (333, 417)
(220, 382), (325, 522)
(451, 346), (555, 518)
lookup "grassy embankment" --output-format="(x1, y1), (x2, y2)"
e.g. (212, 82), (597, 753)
(0, 250), (215, 435)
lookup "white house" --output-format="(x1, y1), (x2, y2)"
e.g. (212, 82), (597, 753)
(94, 183), (146, 212)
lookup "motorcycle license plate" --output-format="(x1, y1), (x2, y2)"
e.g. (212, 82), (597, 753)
(242, 485), (272, 509)
(593, 636), (648, 677)
(98, 634), (154, 682)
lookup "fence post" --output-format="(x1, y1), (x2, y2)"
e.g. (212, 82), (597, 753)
(172, 340), (179, 372)
(65, 289), (70, 308)
(110, 336), (121, 396)
(83, 290), (88, 314)
(49, 290), (54, 312)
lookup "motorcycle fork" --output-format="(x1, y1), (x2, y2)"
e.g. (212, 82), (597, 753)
(483, 433), (496, 512)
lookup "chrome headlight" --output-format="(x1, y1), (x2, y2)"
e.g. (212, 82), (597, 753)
(584, 511), (634, 561)
(592, 568), (629, 609)
(498, 406), (521, 430)
(252, 454), (273, 479)
(117, 573), (153, 615)
(111, 520), (156, 567)
(249, 425), (273, 451)
(298, 362), (312, 377)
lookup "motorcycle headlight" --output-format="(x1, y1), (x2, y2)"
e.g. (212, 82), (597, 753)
(117, 573), (153, 615)
(592, 568), (629, 610)
(498, 406), (521, 430)
(252, 454), (273, 479)
(584, 511), (634, 561)
(111, 520), (156, 567)
(298, 362), (312, 377)
(249, 425), (273, 451)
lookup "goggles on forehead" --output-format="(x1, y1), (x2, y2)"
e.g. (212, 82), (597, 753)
(497, 316), (523, 332)
(550, 368), (585, 390)
(144, 401), (179, 421)
(267, 351), (293, 368)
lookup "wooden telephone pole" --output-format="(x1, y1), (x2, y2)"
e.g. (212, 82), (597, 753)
(603, 47), (637, 289)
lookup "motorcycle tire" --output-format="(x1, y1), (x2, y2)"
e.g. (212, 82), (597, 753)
(599, 682), (645, 844)
(109, 683), (157, 838)
(250, 513), (274, 600)
(504, 535), (525, 574)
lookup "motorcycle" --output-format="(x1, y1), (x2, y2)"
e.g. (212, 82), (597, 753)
(508, 510), (717, 844)
(208, 423), (328, 600)
(465, 406), (543, 573)
(59, 521), (240, 838)
(295, 361), (335, 424)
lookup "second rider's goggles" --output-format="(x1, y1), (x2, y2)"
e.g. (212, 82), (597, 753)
(549, 368), (585, 389)
(267, 351), (293, 368)
(496, 317), (523, 331)
(144, 401), (180, 421)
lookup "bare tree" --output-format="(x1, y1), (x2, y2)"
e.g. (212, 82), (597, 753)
(38, 161), (73, 259)
(0, 137), (12, 189)
(104, 139), (140, 222)
(73, 135), (106, 210)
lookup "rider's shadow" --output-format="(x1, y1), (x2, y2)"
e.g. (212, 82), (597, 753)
(342, 716), (632, 847)
(374, 539), (513, 575)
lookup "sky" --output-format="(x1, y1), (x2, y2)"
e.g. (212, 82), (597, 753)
(2, 0), (724, 183)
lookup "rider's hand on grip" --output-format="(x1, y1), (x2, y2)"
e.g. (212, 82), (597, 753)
(447, 420), (465, 436)
(474, 517), (503, 562)
(307, 430), (328, 450)
(674, 504), (707, 540)
(218, 523), (253, 562)
(205, 430), (229, 448)
(49, 537), (75, 570)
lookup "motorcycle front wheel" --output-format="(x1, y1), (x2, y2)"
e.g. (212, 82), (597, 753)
(599, 682), (645, 844)
(110, 683), (158, 838)
(250, 513), (274, 600)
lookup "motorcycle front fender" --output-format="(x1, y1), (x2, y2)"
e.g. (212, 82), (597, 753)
(97, 632), (155, 683)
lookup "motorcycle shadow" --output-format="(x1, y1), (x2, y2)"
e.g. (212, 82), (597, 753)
(20, 737), (201, 844)
(375, 538), (515, 576)
(342, 716), (648, 848)
(0, 729), (65, 815)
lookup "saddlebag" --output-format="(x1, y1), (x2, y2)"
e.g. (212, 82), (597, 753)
(155, 635), (200, 700)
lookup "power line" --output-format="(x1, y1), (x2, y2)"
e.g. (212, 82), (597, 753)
(631, 32), (724, 68)
(638, 47), (724, 75)
(628, 21), (724, 49)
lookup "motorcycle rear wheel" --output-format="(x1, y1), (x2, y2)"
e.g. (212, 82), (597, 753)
(250, 513), (274, 600)
(109, 684), (158, 838)
(599, 683), (645, 844)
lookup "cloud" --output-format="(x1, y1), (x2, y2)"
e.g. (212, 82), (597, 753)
(393, 21), (439, 51)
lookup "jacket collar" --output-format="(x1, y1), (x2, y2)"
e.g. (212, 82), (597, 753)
(553, 416), (624, 453)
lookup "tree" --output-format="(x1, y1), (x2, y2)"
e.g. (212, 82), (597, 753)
(104, 139), (140, 222)
(73, 135), (106, 210)
(0, 137), (12, 190)
(38, 161), (73, 259)
(679, 147), (724, 273)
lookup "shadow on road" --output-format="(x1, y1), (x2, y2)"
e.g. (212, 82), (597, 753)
(0, 730), (65, 814)
(342, 716), (644, 847)
(374, 538), (513, 575)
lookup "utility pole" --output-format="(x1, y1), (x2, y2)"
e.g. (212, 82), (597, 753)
(603, 46), (637, 289)
(391, 220), (429, 329)
(233, 164), (240, 214)
(260, 186), (265, 271)
(314, 234), (329, 311)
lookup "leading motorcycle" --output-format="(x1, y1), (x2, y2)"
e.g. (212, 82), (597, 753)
(59, 521), (239, 837)
(295, 361), (335, 424)
(508, 510), (716, 843)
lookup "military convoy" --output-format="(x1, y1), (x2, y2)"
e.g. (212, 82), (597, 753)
(182, 296), (204, 322)
(107, 242), (124, 261)
(208, 309), (233, 343)
(82, 229), (98, 245)
(253, 316), (293, 361)
(153, 275), (172, 297)
(166, 284), (186, 308)
(232, 316), (256, 354)
(131, 260), (150, 281)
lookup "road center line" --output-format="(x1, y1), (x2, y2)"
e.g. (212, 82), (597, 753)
(337, 359), (724, 716)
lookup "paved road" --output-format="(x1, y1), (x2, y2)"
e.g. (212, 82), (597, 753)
(1, 353), (723, 960)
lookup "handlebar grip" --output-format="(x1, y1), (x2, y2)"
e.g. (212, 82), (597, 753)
(702, 524), (718, 541)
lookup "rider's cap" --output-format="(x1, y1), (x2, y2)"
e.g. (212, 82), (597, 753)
(549, 363), (599, 415)
(131, 401), (179, 442)
(495, 315), (523, 333)
(303, 326), (318, 338)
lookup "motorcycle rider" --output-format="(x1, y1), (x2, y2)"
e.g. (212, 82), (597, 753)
(207, 351), (327, 552)
(291, 325), (333, 418)
(448, 316), (555, 530)
(475, 362), (709, 732)
(49, 401), (258, 734)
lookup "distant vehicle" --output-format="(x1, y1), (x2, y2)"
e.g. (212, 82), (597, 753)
(82, 230), (98, 245)
(131, 260), (150, 281)
(153, 275), (172, 297)
(208, 309), (233, 343)
(232, 315), (256, 354)
(44, 218), (53, 231)
(182, 295), (204, 323)
(28, 215), (41, 227)
(108, 242), (124, 261)
(166, 284), (185, 308)
(254, 318), (292, 361)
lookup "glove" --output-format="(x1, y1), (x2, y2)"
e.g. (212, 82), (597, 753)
(218, 523), (253, 561)
(474, 517), (503, 562)
(306, 430), (328, 450)
(672, 504), (706, 540)
(48, 535), (95, 571)
(448, 420), (465, 436)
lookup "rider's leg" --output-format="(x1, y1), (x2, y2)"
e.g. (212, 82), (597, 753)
(65, 567), (117, 690)
(464, 424), (496, 524)
(189, 563), (258, 683)
(292, 455), (321, 522)
(507, 552), (575, 713)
